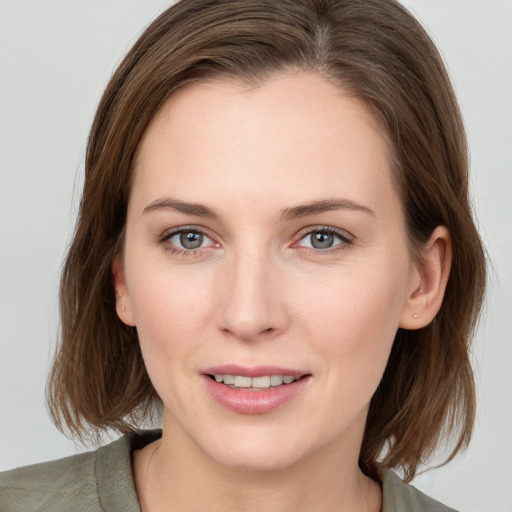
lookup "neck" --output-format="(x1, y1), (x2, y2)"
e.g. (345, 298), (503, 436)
(134, 418), (381, 512)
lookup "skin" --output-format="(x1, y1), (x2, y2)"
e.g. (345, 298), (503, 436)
(113, 71), (451, 511)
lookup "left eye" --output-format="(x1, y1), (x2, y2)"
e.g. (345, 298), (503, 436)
(297, 230), (348, 250)
(167, 230), (214, 250)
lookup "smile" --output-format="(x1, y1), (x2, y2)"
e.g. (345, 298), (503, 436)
(211, 374), (298, 389)
(203, 368), (311, 414)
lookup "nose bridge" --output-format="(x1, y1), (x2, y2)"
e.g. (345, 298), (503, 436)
(218, 242), (284, 340)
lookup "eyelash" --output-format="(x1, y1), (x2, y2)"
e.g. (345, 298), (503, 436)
(293, 226), (353, 255)
(158, 226), (217, 258)
(157, 225), (353, 257)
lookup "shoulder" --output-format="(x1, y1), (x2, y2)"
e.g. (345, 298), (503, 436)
(380, 466), (459, 512)
(0, 449), (100, 512)
(0, 433), (147, 512)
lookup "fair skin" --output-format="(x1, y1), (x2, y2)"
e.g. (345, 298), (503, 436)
(113, 71), (451, 511)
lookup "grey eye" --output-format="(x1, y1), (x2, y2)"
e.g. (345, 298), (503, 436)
(296, 229), (349, 251)
(180, 231), (204, 249)
(310, 232), (335, 249)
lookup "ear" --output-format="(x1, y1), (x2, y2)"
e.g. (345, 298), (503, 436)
(399, 226), (452, 330)
(112, 256), (136, 326)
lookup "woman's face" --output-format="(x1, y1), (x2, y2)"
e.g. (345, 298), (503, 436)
(116, 72), (421, 471)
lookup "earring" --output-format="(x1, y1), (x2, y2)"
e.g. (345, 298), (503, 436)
(121, 304), (127, 312)
(413, 313), (419, 319)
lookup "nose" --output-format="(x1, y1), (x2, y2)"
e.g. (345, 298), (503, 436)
(216, 247), (288, 341)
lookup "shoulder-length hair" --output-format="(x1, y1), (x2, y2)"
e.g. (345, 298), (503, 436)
(48, 0), (486, 482)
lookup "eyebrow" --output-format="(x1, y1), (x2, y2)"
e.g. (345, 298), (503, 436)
(143, 198), (219, 218)
(280, 198), (375, 220)
(143, 196), (375, 220)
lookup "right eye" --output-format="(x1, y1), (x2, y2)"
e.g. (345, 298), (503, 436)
(163, 228), (218, 252)
(169, 230), (208, 250)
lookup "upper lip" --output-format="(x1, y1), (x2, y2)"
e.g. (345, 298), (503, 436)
(203, 365), (309, 378)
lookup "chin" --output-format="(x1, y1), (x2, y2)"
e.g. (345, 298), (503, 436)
(203, 428), (309, 472)
(213, 447), (304, 473)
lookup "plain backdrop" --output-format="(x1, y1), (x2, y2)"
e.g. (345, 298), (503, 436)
(1, 1), (511, 510)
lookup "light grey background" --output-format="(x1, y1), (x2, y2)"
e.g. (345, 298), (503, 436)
(1, 1), (511, 510)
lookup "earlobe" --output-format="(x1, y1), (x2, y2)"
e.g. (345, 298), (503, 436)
(399, 226), (452, 330)
(112, 256), (136, 327)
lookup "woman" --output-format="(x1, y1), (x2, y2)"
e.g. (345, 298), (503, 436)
(0, 0), (486, 510)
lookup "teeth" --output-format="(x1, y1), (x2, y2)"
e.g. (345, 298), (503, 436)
(234, 376), (252, 388)
(213, 374), (298, 388)
(270, 375), (283, 386)
(252, 376), (271, 388)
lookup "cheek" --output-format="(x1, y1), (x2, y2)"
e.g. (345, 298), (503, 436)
(126, 268), (216, 410)
(126, 258), (216, 362)
(295, 263), (408, 379)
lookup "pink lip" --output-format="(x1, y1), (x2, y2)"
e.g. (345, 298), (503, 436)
(203, 365), (306, 378)
(201, 366), (311, 415)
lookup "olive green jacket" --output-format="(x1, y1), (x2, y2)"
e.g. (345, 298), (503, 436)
(0, 431), (457, 511)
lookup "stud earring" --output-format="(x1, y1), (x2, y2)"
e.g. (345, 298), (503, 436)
(413, 313), (419, 319)
(121, 304), (127, 312)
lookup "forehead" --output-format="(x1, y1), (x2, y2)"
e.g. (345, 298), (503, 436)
(131, 71), (399, 217)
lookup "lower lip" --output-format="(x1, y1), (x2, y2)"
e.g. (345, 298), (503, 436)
(203, 375), (311, 415)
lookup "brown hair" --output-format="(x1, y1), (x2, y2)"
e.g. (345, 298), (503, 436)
(48, 0), (486, 481)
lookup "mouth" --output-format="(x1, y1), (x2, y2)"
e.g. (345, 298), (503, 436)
(207, 373), (304, 390)
(202, 366), (311, 414)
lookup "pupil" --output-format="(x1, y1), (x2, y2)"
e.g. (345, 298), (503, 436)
(311, 232), (334, 249)
(180, 231), (203, 249)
